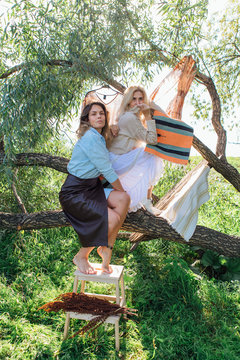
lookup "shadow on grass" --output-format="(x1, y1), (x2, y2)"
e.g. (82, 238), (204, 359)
(0, 230), (20, 282)
(127, 243), (240, 360)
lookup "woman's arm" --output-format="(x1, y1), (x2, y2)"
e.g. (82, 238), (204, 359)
(111, 178), (125, 191)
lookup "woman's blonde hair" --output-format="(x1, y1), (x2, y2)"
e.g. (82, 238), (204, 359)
(76, 102), (112, 146)
(116, 85), (149, 120)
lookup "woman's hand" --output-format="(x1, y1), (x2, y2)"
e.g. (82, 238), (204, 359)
(110, 124), (119, 137)
(138, 103), (149, 111)
(138, 104), (152, 120)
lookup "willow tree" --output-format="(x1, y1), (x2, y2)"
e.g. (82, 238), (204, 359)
(0, 0), (239, 256)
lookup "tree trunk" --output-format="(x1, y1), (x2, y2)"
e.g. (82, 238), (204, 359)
(0, 209), (239, 257)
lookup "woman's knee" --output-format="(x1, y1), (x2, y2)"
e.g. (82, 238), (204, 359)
(122, 192), (131, 207)
(108, 190), (130, 208)
(116, 191), (130, 206)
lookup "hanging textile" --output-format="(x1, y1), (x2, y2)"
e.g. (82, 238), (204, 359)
(146, 109), (194, 165)
(145, 56), (196, 165)
(160, 161), (210, 241)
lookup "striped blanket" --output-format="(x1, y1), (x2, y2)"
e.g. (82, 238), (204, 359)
(145, 110), (194, 165)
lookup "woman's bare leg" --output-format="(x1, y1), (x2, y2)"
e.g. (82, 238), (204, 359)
(147, 186), (154, 199)
(73, 246), (97, 274)
(97, 190), (130, 273)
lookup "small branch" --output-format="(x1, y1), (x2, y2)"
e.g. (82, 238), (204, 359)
(0, 63), (25, 79)
(11, 169), (27, 214)
(0, 60), (73, 80)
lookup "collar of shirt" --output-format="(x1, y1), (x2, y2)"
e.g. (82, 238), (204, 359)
(89, 127), (105, 143)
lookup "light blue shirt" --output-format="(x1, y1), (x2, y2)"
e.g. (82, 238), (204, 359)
(67, 127), (118, 184)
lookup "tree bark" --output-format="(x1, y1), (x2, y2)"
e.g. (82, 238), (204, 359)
(195, 72), (226, 158)
(192, 136), (240, 192)
(0, 209), (239, 257)
(0, 152), (69, 173)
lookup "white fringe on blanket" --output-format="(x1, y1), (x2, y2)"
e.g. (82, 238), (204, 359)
(161, 162), (210, 241)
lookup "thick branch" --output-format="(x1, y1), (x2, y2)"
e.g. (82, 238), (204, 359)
(192, 136), (240, 192)
(195, 72), (226, 157)
(0, 152), (69, 173)
(0, 210), (239, 257)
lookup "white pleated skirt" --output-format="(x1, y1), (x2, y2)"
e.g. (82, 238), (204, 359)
(109, 147), (164, 212)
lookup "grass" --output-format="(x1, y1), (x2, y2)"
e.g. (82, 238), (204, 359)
(0, 157), (240, 359)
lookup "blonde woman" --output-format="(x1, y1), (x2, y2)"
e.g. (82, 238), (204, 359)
(108, 86), (165, 214)
(59, 102), (130, 275)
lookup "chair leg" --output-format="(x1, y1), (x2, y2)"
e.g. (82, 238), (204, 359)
(120, 275), (126, 306)
(73, 276), (78, 293)
(63, 313), (70, 340)
(115, 320), (120, 352)
(116, 282), (120, 305)
(80, 280), (86, 293)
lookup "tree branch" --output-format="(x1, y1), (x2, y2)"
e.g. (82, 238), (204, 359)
(0, 60), (73, 80)
(192, 136), (240, 192)
(0, 152), (69, 173)
(0, 210), (239, 257)
(11, 169), (27, 214)
(195, 72), (226, 157)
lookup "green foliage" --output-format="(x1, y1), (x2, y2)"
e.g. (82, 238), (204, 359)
(201, 250), (240, 281)
(0, 136), (70, 213)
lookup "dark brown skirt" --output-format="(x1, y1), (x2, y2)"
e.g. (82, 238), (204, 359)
(59, 174), (108, 247)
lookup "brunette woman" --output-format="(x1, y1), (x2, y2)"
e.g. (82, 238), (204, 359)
(59, 102), (130, 274)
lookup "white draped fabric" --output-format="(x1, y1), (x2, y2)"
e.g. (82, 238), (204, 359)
(160, 162), (210, 241)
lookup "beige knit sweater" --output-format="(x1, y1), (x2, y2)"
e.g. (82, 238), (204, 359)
(108, 111), (158, 155)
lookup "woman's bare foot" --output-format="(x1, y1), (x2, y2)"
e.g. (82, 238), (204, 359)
(73, 252), (97, 274)
(97, 246), (113, 274)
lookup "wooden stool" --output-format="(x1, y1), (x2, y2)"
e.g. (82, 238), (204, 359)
(63, 263), (125, 351)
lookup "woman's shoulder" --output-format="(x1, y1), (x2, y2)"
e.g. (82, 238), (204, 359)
(75, 128), (99, 148)
(82, 128), (101, 141)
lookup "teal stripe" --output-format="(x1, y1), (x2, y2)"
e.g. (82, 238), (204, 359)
(155, 124), (193, 137)
(154, 143), (191, 152)
(146, 144), (189, 160)
(154, 115), (192, 128)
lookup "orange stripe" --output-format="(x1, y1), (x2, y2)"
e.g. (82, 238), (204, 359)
(153, 110), (168, 117)
(156, 129), (193, 147)
(145, 147), (189, 165)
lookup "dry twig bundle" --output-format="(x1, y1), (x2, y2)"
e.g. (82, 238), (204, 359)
(38, 292), (137, 337)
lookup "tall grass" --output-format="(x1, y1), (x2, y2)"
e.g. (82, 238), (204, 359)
(0, 157), (239, 359)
